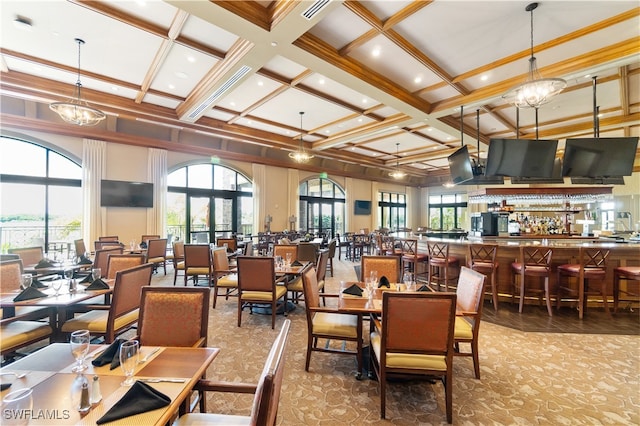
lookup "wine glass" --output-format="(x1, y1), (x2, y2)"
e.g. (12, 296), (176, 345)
(370, 270), (378, 286)
(51, 279), (63, 296)
(119, 340), (139, 386)
(91, 268), (101, 281)
(285, 252), (292, 267)
(64, 268), (74, 282)
(20, 274), (32, 290)
(2, 388), (33, 426)
(70, 330), (90, 373)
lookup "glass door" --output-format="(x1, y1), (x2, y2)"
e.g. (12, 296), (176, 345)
(306, 201), (335, 238)
(212, 197), (234, 240)
(189, 196), (210, 243)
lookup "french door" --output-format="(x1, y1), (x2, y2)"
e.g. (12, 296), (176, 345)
(188, 195), (235, 243)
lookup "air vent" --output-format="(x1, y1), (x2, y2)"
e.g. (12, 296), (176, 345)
(301, 0), (331, 20)
(188, 65), (252, 119)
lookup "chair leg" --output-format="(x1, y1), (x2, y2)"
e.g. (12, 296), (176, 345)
(518, 272), (525, 313)
(491, 271), (499, 311)
(380, 370), (386, 419)
(544, 277), (553, 316)
(472, 339), (480, 379)
(212, 287), (218, 309)
(305, 336), (313, 371)
(601, 279), (611, 317)
(578, 277), (585, 320)
(237, 298), (242, 327)
(445, 369), (453, 424)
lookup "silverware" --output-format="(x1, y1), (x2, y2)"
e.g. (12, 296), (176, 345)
(138, 378), (185, 383)
(138, 347), (160, 364)
(0, 372), (27, 379)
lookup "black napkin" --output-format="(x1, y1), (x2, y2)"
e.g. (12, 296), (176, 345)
(78, 273), (93, 284)
(96, 381), (170, 424)
(417, 284), (430, 292)
(92, 339), (125, 370)
(13, 286), (48, 302)
(85, 278), (109, 290)
(30, 278), (47, 289)
(34, 259), (54, 269)
(78, 255), (93, 265)
(378, 276), (390, 288)
(291, 260), (303, 266)
(1, 383), (11, 391)
(342, 284), (363, 297)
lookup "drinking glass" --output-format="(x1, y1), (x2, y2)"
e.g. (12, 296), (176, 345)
(119, 340), (139, 386)
(370, 270), (378, 285)
(70, 329), (90, 372)
(2, 388), (33, 426)
(91, 268), (101, 281)
(51, 279), (63, 296)
(64, 268), (74, 282)
(285, 253), (292, 267)
(20, 274), (32, 290)
(366, 278), (374, 300)
(275, 255), (283, 269)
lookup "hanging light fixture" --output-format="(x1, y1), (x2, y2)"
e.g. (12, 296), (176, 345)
(389, 142), (406, 179)
(288, 111), (314, 163)
(502, 3), (566, 109)
(50, 38), (106, 126)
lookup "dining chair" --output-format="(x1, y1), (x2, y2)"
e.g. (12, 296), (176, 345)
(287, 249), (329, 304)
(212, 247), (238, 308)
(1, 318), (52, 357)
(369, 292), (457, 422)
(98, 236), (119, 242)
(300, 266), (363, 376)
(61, 263), (154, 343)
(511, 246), (554, 316)
(454, 266), (486, 379)
(399, 238), (429, 283)
(73, 239), (88, 258)
(613, 266), (640, 313)
(93, 246), (124, 278)
(0, 259), (49, 321)
(242, 241), (253, 256)
(336, 233), (352, 260)
(175, 319), (291, 426)
(140, 234), (160, 246)
(216, 237), (237, 253)
(94, 240), (123, 251)
(361, 255), (401, 284)
(273, 244), (298, 262)
(183, 244), (214, 287)
(145, 238), (168, 275)
(236, 256), (288, 329)
(8, 246), (44, 267)
(297, 242), (318, 264)
(326, 238), (337, 277)
(171, 241), (185, 285)
(467, 243), (499, 311)
(105, 254), (146, 280)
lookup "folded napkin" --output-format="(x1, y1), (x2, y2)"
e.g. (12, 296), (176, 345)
(85, 278), (109, 290)
(34, 259), (54, 269)
(291, 260), (303, 266)
(342, 284), (363, 297)
(30, 278), (47, 289)
(78, 273), (93, 284)
(92, 339), (125, 370)
(417, 284), (430, 292)
(0, 383), (11, 391)
(96, 381), (170, 424)
(378, 276), (390, 288)
(13, 286), (48, 302)
(78, 255), (93, 265)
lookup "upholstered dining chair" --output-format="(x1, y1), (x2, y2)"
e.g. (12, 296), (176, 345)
(361, 255), (401, 284)
(73, 239), (88, 258)
(140, 234), (160, 246)
(61, 263), (153, 343)
(1, 318), (52, 357)
(175, 319), (291, 426)
(454, 266), (486, 379)
(98, 235), (119, 242)
(287, 249), (329, 304)
(216, 237), (237, 253)
(212, 247), (238, 308)
(511, 246), (554, 316)
(300, 266), (363, 376)
(94, 240), (122, 251)
(0, 259), (49, 321)
(105, 254), (146, 280)
(171, 241), (185, 285)
(8, 246), (44, 267)
(183, 244), (214, 287)
(236, 256), (288, 329)
(93, 246), (124, 278)
(613, 266), (640, 313)
(326, 238), (337, 277)
(297, 242), (318, 264)
(370, 292), (457, 422)
(145, 238), (168, 275)
(273, 244), (298, 263)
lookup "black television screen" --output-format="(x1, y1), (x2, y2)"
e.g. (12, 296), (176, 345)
(485, 138), (558, 177)
(511, 158), (564, 184)
(354, 200), (371, 215)
(447, 145), (474, 184)
(101, 180), (154, 207)
(562, 137), (638, 177)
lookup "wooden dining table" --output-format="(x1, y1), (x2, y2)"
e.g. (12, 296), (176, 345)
(0, 343), (219, 425)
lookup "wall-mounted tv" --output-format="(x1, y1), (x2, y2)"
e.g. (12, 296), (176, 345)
(354, 200), (371, 215)
(101, 180), (154, 207)
(485, 138), (558, 177)
(511, 158), (564, 184)
(447, 145), (474, 185)
(562, 137), (638, 177)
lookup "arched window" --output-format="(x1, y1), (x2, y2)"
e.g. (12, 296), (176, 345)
(299, 178), (345, 238)
(167, 163), (253, 243)
(0, 137), (82, 257)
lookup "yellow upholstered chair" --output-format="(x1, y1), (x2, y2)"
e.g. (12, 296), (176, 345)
(106, 254), (146, 280)
(370, 292), (457, 422)
(93, 246), (124, 276)
(145, 238), (168, 275)
(212, 247), (238, 308)
(0, 259), (49, 321)
(216, 237), (237, 253)
(8, 246), (44, 267)
(454, 266), (486, 379)
(176, 320), (291, 426)
(301, 266), (363, 376)
(1, 319), (52, 356)
(171, 241), (185, 286)
(140, 234), (160, 246)
(287, 249), (329, 304)
(361, 255), (401, 284)
(61, 263), (153, 343)
(273, 244), (298, 264)
(326, 238), (337, 277)
(183, 244), (214, 287)
(237, 256), (288, 329)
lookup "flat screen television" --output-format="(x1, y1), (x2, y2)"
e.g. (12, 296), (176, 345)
(101, 180), (154, 207)
(354, 200), (371, 215)
(447, 145), (474, 185)
(562, 137), (638, 177)
(485, 138), (558, 177)
(570, 176), (625, 185)
(510, 158), (565, 184)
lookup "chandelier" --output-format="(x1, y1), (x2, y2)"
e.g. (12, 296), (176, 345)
(50, 38), (106, 126)
(389, 143), (406, 179)
(288, 111), (314, 163)
(502, 3), (566, 109)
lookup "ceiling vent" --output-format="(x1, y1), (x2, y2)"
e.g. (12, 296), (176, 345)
(301, 0), (331, 20)
(188, 65), (252, 120)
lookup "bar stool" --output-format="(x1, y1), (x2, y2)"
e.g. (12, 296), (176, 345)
(613, 266), (640, 313)
(511, 246), (553, 316)
(556, 247), (610, 319)
(467, 244), (499, 311)
(399, 238), (428, 283)
(427, 241), (459, 291)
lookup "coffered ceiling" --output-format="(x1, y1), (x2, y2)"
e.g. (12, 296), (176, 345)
(1, 1), (639, 186)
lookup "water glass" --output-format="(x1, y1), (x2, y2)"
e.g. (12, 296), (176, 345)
(20, 274), (32, 290)
(285, 253), (292, 267)
(51, 279), (63, 296)
(275, 255), (283, 269)
(70, 329), (90, 372)
(91, 268), (101, 281)
(120, 340), (139, 387)
(2, 388), (33, 426)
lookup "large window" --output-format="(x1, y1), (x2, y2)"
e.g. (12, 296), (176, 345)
(428, 193), (468, 230)
(0, 137), (82, 256)
(378, 192), (406, 231)
(167, 163), (252, 243)
(299, 178), (345, 238)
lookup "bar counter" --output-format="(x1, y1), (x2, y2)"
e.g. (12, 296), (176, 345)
(413, 236), (640, 306)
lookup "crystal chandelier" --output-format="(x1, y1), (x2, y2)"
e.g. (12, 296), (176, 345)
(389, 143), (406, 179)
(288, 111), (314, 163)
(50, 38), (106, 126)
(502, 3), (566, 109)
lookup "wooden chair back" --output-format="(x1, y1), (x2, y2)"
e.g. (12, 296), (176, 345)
(237, 256), (276, 293)
(8, 246), (44, 267)
(580, 247), (610, 270)
(94, 240), (122, 251)
(467, 244), (498, 267)
(243, 241), (253, 256)
(98, 236), (119, 242)
(216, 238), (237, 253)
(141, 235), (160, 245)
(183, 244), (213, 286)
(106, 254), (146, 280)
(327, 238), (337, 258)
(273, 244), (298, 262)
(0, 259), (24, 292)
(361, 255), (401, 283)
(93, 246), (124, 276)
(427, 240), (450, 260)
(520, 246), (553, 272)
(456, 267), (486, 327)
(74, 239), (87, 257)
(138, 286), (210, 347)
(301, 266), (321, 313)
(107, 263), (153, 340)
(315, 250), (329, 283)
(297, 242), (317, 263)
(172, 241), (185, 264)
(146, 238), (167, 258)
(212, 247), (232, 271)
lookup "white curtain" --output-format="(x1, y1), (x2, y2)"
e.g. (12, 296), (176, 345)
(371, 181), (379, 230)
(344, 177), (353, 232)
(82, 139), (106, 247)
(147, 148), (167, 238)
(287, 168), (299, 229)
(252, 164), (266, 234)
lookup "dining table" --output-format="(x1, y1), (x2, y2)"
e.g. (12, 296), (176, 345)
(23, 261), (87, 279)
(0, 343), (219, 425)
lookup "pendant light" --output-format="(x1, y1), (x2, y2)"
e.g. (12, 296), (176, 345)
(50, 38), (106, 126)
(389, 143), (406, 179)
(288, 111), (314, 163)
(502, 3), (566, 109)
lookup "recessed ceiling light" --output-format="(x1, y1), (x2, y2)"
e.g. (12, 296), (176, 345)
(357, 118), (363, 122)
(414, 76), (422, 84)
(271, 41), (278, 47)
(111, 86), (118, 92)
(446, 136), (452, 140)
(427, 127), (432, 131)
(136, 0), (147, 7)
(362, 99), (368, 104)
(257, 81), (263, 86)
(372, 47), (381, 57)
(325, 130), (330, 134)
(480, 75), (489, 81)
(186, 56), (195, 63)
(584, 74), (591, 79)
(318, 78), (325, 85)
(168, 84), (175, 89)
(230, 101), (236, 106)
(175, 71), (188, 79)
(351, 147), (356, 150)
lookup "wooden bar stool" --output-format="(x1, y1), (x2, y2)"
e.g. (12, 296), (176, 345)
(399, 238), (428, 283)
(613, 266), (640, 313)
(427, 241), (459, 291)
(467, 244), (499, 311)
(511, 246), (553, 316)
(556, 247), (610, 319)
